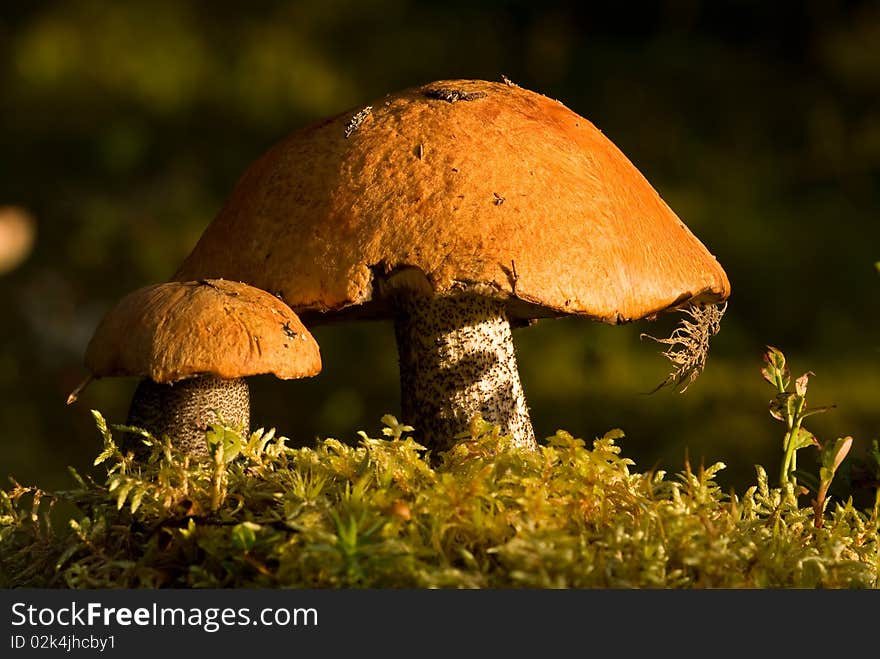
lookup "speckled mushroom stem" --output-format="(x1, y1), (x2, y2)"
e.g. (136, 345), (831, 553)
(125, 375), (250, 459)
(392, 293), (537, 453)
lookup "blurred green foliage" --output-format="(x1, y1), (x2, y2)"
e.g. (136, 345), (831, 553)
(1, 1), (878, 494)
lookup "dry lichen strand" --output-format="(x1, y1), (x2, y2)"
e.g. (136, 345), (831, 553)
(393, 293), (537, 453)
(126, 376), (250, 458)
(641, 302), (727, 393)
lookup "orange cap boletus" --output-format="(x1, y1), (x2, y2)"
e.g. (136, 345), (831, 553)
(78, 279), (321, 458)
(173, 79), (730, 452)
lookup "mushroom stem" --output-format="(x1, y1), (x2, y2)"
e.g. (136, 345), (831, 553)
(392, 293), (537, 452)
(125, 375), (250, 459)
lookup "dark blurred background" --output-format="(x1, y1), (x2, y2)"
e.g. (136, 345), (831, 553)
(1, 0), (878, 495)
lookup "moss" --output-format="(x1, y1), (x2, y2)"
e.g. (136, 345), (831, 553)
(2, 411), (877, 589)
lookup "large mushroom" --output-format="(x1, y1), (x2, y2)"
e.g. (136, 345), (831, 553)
(172, 79), (730, 453)
(73, 279), (321, 457)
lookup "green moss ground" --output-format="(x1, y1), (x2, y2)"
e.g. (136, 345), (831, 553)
(2, 412), (877, 589)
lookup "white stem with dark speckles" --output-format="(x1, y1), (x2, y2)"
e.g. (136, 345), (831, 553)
(126, 375), (250, 459)
(393, 293), (537, 452)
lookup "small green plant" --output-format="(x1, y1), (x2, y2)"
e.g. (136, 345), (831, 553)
(856, 439), (880, 521)
(811, 436), (853, 529)
(761, 346), (853, 528)
(871, 441), (880, 518)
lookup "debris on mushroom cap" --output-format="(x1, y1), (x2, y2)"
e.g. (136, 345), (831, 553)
(84, 279), (322, 384)
(173, 79), (730, 325)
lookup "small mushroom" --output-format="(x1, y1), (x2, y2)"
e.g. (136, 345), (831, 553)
(72, 279), (321, 458)
(172, 79), (730, 453)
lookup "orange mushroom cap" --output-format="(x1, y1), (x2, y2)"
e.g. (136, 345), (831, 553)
(85, 279), (321, 384)
(174, 79), (730, 325)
